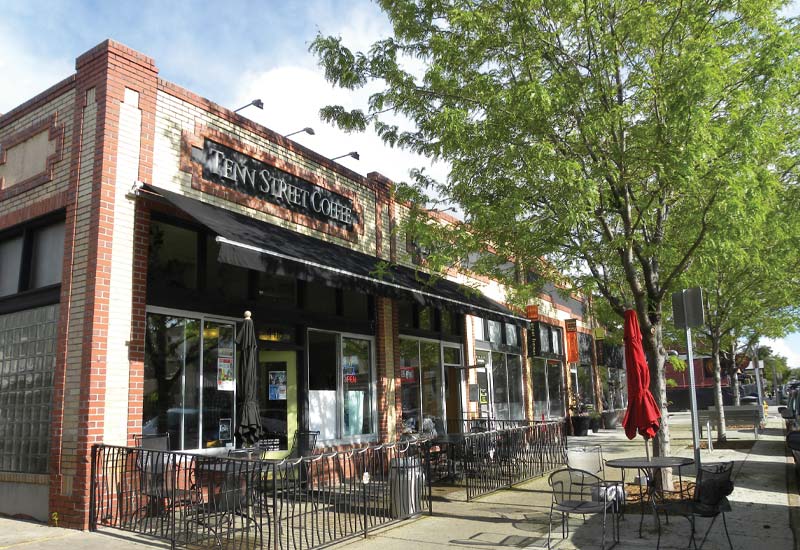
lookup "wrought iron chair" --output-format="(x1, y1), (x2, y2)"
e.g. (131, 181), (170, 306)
(566, 445), (625, 512)
(547, 467), (619, 550)
(655, 461), (734, 550)
(131, 434), (200, 531)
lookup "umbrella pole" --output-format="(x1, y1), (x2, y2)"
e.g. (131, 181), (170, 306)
(645, 437), (650, 461)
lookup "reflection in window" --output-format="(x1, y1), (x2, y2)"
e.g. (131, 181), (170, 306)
(505, 324), (519, 347)
(400, 337), (456, 435)
(149, 221), (198, 290)
(342, 289), (369, 320)
(256, 272), (296, 307)
(0, 236), (23, 297)
(30, 223), (65, 288)
(202, 321), (236, 448)
(473, 317), (486, 341)
(487, 320), (503, 345)
(206, 235), (249, 301)
(418, 307), (434, 331)
(305, 282), (337, 315)
(531, 357), (565, 419)
(490, 353), (524, 420)
(547, 362), (564, 417)
(308, 330), (374, 440)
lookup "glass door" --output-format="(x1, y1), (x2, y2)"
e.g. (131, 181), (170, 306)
(200, 320), (236, 448)
(258, 350), (297, 456)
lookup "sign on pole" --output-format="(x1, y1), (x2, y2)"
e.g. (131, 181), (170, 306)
(672, 287), (705, 468)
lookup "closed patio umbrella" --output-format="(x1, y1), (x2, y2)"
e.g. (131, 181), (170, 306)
(237, 310), (262, 446)
(621, 310), (661, 456)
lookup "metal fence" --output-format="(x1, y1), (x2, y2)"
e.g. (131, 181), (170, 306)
(90, 440), (431, 550)
(446, 420), (567, 500)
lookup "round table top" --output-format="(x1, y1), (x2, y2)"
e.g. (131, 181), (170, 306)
(605, 456), (694, 469)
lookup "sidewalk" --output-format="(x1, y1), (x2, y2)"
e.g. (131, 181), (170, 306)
(0, 410), (795, 550)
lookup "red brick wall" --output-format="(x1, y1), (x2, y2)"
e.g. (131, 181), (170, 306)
(48, 39), (158, 530)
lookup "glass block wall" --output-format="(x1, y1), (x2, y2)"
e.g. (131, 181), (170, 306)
(0, 304), (58, 473)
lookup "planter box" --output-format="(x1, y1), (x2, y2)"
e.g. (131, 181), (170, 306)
(602, 410), (621, 429)
(570, 415), (591, 436)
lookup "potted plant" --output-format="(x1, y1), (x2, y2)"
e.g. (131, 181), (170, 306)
(601, 409), (621, 429)
(589, 411), (602, 433)
(568, 392), (591, 436)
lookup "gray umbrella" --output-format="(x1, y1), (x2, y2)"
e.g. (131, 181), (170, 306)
(237, 311), (261, 446)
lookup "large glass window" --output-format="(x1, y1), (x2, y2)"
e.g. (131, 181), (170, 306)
(400, 337), (459, 435)
(143, 312), (235, 450)
(531, 357), (565, 419)
(0, 304), (58, 474)
(489, 352), (524, 420)
(575, 364), (595, 408)
(205, 235), (249, 301)
(308, 330), (374, 440)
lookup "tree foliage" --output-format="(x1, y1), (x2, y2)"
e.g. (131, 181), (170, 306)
(312, 0), (800, 458)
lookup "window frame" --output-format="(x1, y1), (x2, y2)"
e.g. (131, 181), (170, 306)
(0, 211), (66, 313)
(306, 328), (377, 443)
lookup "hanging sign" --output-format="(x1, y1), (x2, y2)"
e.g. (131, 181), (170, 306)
(565, 319), (579, 363)
(217, 357), (235, 391)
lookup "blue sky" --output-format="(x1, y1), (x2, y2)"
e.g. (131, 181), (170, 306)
(2, 0), (798, 369)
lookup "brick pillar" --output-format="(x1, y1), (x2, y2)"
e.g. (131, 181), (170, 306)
(48, 40), (158, 530)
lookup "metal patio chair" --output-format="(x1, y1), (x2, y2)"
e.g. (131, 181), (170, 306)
(547, 467), (619, 550)
(132, 434), (199, 522)
(655, 461), (734, 550)
(566, 445), (625, 512)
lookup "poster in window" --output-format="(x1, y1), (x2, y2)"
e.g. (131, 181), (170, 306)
(217, 357), (235, 391)
(219, 418), (232, 441)
(269, 370), (287, 400)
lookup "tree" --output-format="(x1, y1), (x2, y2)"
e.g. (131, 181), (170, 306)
(680, 177), (800, 441)
(312, 1), (800, 459)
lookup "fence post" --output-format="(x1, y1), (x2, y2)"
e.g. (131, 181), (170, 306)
(89, 445), (98, 532)
(426, 443), (433, 515)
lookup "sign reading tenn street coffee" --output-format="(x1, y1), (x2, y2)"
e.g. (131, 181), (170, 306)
(195, 139), (358, 229)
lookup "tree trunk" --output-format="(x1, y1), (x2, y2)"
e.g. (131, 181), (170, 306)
(640, 313), (672, 488)
(732, 341), (741, 406)
(711, 335), (727, 442)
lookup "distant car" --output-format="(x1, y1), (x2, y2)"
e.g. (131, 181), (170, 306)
(741, 395), (759, 404)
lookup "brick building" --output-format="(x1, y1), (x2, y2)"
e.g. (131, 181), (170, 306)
(0, 40), (599, 527)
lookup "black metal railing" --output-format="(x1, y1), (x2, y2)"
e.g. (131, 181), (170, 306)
(430, 421), (566, 500)
(444, 417), (534, 434)
(90, 440), (431, 549)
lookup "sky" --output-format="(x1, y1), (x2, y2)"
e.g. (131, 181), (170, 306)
(1, 0), (798, 369)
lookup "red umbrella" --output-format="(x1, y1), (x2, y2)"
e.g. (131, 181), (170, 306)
(622, 310), (661, 445)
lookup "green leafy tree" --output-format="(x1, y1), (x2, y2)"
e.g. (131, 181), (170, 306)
(681, 178), (800, 441)
(312, 1), (800, 458)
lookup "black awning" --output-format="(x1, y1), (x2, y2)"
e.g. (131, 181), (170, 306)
(141, 185), (528, 326)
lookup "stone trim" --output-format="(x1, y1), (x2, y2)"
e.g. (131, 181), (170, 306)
(0, 114), (65, 201)
(0, 473), (49, 485)
(180, 125), (366, 243)
(0, 190), (68, 231)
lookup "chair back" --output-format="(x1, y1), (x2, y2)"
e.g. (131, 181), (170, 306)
(548, 467), (602, 505)
(135, 433), (170, 450)
(694, 461), (734, 506)
(289, 430), (320, 458)
(227, 449), (253, 459)
(566, 445), (604, 476)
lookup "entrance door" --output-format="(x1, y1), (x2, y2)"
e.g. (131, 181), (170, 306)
(257, 349), (297, 458)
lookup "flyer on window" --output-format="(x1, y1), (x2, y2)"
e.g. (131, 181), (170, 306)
(217, 357), (235, 391)
(219, 418), (232, 441)
(269, 370), (287, 400)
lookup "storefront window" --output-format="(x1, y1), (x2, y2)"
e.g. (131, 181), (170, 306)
(488, 352), (524, 420)
(308, 330), (374, 440)
(487, 320), (503, 345)
(400, 337), (457, 435)
(0, 220), (65, 298)
(143, 312), (236, 450)
(531, 357), (565, 419)
(205, 235), (249, 301)
(30, 223), (65, 288)
(575, 364), (595, 408)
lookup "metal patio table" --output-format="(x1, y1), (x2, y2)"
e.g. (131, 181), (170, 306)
(605, 456), (694, 537)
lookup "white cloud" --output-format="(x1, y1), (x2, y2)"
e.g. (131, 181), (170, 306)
(761, 335), (800, 369)
(0, 25), (72, 114)
(234, 64), (448, 185)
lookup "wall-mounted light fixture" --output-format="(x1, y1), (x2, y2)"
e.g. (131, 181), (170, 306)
(284, 127), (315, 138)
(331, 151), (360, 161)
(234, 99), (264, 113)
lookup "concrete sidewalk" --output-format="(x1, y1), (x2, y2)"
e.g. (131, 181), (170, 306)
(0, 409), (795, 549)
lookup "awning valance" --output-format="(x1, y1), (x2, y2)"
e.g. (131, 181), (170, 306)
(141, 185), (528, 326)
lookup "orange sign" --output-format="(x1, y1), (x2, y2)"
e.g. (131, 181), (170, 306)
(566, 330), (579, 363)
(525, 305), (539, 321)
(565, 319), (578, 332)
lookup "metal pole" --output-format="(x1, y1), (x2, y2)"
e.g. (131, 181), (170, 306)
(684, 324), (702, 469)
(753, 347), (766, 422)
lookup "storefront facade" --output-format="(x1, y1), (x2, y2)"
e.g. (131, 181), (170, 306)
(0, 40), (601, 528)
